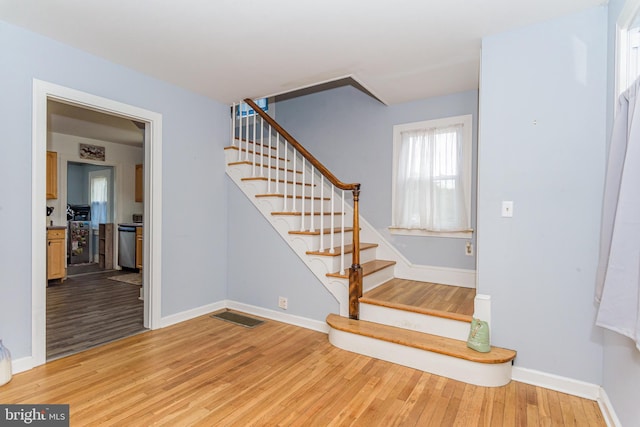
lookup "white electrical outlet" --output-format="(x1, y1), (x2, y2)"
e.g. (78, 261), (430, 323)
(278, 296), (288, 310)
(465, 242), (474, 256)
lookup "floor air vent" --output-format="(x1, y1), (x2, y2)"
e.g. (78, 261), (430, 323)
(211, 311), (264, 328)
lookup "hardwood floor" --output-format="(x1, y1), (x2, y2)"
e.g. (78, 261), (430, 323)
(4, 312), (605, 426)
(46, 270), (145, 360)
(362, 278), (476, 317)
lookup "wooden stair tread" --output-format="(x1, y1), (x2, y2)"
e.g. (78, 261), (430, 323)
(326, 313), (516, 365)
(289, 227), (354, 236)
(359, 297), (473, 323)
(272, 211), (344, 216)
(228, 161), (302, 174)
(233, 138), (278, 151)
(256, 193), (330, 201)
(241, 177), (314, 186)
(224, 146), (287, 161)
(327, 259), (396, 278)
(307, 243), (378, 257)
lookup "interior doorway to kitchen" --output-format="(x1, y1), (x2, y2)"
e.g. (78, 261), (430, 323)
(32, 79), (163, 367)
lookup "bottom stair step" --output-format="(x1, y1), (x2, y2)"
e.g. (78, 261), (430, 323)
(326, 313), (517, 387)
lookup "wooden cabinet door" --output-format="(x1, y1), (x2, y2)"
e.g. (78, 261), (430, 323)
(47, 232), (66, 280)
(135, 227), (143, 269)
(135, 164), (143, 203)
(46, 151), (58, 200)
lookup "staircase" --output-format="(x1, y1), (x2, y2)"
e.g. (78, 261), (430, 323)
(225, 99), (516, 387)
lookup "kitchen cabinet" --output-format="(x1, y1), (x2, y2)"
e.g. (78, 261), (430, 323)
(135, 226), (143, 269)
(135, 164), (143, 203)
(47, 228), (66, 281)
(46, 151), (58, 200)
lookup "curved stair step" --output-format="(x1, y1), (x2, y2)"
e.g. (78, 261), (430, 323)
(326, 313), (516, 387)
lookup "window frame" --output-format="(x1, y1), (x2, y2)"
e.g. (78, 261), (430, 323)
(390, 114), (473, 239)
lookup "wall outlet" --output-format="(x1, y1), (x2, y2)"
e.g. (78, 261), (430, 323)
(278, 296), (288, 310)
(465, 242), (474, 256)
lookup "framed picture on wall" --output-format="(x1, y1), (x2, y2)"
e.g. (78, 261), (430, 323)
(79, 143), (105, 161)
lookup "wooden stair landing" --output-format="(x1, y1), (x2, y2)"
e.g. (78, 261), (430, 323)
(327, 314), (516, 365)
(360, 278), (475, 323)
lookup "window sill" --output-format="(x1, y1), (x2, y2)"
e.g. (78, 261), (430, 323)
(388, 227), (474, 239)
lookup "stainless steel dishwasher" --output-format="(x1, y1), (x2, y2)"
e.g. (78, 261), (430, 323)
(118, 225), (137, 269)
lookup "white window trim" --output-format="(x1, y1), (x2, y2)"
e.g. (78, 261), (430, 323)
(389, 114), (473, 239)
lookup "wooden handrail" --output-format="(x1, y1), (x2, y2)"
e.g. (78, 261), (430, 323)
(242, 98), (363, 319)
(244, 99), (360, 192)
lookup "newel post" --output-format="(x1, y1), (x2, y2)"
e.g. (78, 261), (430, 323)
(349, 185), (362, 319)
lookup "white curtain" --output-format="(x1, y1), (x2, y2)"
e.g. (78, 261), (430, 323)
(595, 77), (640, 351)
(90, 176), (108, 229)
(393, 124), (468, 231)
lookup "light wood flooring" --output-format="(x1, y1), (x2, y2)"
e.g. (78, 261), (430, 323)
(362, 278), (475, 319)
(4, 311), (605, 426)
(46, 270), (146, 360)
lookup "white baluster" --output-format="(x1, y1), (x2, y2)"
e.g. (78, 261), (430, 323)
(267, 126), (272, 193)
(231, 102), (236, 146)
(292, 150), (297, 212)
(244, 106), (249, 161)
(319, 175), (325, 252)
(300, 157), (306, 231)
(340, 190), (345, 275)
(283, 139), (288, 211)
(252, 113), (256, 176)
(275, 132), (280, 194)
(329, 186), (335, 254)
(310, 167), (315, 233)
(238, 105), (242, 162)
(260, 117), (265, 177)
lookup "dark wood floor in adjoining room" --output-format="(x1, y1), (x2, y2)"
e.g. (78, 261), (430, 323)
(46, 270), (146, 360)
(6, 312), (605, 426)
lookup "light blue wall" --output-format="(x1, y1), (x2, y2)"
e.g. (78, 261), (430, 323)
(67, 163), (87, 204)
(0, 20), (229, 359)
(226, 180), (339, 320)
(275, 87), (478, 270)
(478, 7), (607, 383)
(601, 1), (640, 425)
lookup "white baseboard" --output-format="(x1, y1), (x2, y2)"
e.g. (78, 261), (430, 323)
(159, 301), (226, 328)
(225, 300), (329, 333)
(597, 387), (622, 427)
(512, 366), (600, 400)
(11, 356), (35, 375)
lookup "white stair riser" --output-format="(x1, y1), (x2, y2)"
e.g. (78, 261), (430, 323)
(256, 196), (339, 214)
(225, 147), (289, 168)
(272, 214), (350, 232)
(359, 303), (471, 341)
(230, 162), (302, 183)
(288, 231), (355, 253)
(307, 246), (378, 274)
(362, 266), (395, 291)
(328, 328), (512, 387)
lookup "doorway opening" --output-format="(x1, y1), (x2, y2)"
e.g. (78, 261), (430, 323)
(32, 80), (163, 367)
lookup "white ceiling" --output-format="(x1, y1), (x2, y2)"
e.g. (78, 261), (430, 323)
(2, 0), (606, 105)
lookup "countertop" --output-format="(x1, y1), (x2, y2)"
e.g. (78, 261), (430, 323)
(118, 223), (143, 227)
(47, 225), (67, 230)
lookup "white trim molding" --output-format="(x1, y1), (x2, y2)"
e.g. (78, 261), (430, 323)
(226, 301), (330, 333)
(598, 387), (623, 427)
(32, 79), (163, 367)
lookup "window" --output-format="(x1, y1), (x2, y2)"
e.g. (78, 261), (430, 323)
(89, 172), (109, 230)
(237, 98), (268, 116)
(390, 115), (473, 238)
